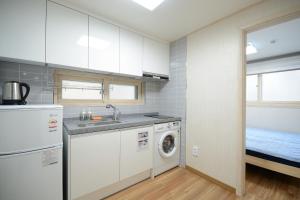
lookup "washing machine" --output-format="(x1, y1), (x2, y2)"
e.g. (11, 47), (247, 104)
(154, 121), (180, 176)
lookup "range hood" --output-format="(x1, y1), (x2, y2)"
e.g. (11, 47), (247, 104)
(143, 72), (169, 80)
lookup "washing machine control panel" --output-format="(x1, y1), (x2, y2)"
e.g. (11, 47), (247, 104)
(155, 121), (180, 132)
(169, 121), (180, 129)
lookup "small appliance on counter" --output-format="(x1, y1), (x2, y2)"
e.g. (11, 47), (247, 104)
(2, 81), (30, 105)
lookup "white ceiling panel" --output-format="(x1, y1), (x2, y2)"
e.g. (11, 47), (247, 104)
(247, 17), (300, 61)
(63, 0), (262, 41)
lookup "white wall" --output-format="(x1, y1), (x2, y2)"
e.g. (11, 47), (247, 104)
(247, 106), (300, 133)
(186, 0), (300, 193)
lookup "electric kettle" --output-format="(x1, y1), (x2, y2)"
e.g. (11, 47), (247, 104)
(2, 81), (30, 105)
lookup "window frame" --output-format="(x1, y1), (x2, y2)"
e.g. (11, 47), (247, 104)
(246, 69), (300, 108)
(54, 69), (144, 106)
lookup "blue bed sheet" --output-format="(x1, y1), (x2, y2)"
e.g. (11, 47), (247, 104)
(246, 128), (300, 165)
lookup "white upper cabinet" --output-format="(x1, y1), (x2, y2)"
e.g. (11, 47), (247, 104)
(143, 38), (170, 76)
(46, 1), (88, 68)
(0, 0), (170, 78)
(120, 29), (143, 76)
(0, 0), (46, 63)
(89, 17), (119, 73)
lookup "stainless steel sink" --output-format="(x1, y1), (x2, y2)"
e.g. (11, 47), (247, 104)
(78, 120), (121, 127)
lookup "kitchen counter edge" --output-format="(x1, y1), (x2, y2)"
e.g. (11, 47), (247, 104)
(64, 114), (181, 135)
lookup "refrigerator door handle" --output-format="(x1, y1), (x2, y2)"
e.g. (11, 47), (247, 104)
(0, 144), (63, 157)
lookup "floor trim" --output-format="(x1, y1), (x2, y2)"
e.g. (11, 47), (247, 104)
(185, 165), (236, 193)
(74, 170), (151, 200)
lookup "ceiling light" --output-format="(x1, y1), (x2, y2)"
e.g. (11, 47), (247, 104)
(131, 0), (165, 11)
(246, 42), (257, 55)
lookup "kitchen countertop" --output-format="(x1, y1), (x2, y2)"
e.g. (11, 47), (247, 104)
(64, 113), (181, 135)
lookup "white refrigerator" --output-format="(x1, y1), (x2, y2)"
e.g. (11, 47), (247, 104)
(0, 105), (63, 200)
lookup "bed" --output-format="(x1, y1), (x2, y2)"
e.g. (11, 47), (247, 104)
(246, 127), (300, 178)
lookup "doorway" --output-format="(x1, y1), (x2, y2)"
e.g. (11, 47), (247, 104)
(242, 13), (300, 198)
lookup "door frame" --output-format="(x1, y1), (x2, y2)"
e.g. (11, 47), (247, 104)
(238, 10), (300, 196)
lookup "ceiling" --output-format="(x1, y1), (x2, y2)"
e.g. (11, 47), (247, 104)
(66, 0), (262, 41)
(247, 17), (300, 61)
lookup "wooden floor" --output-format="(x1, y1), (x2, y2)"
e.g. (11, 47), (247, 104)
(106, 165), (300, 200)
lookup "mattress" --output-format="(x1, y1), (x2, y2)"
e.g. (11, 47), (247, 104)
(246, 127), (300, 168)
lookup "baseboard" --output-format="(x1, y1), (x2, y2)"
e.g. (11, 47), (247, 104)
(74, 170), (151, 200)
(185, 165), (236, 193)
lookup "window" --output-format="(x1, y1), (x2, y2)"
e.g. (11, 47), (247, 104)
(54, 70), (144, 105)
(262, 70), (300, 101)
(246, 69), (300, 106)
(62, 80), (103, 100)
(109, 84), (138, 100)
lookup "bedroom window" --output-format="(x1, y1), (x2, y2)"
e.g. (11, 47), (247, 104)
(247, 69), (300, 106)
(54, 70), (144, 106)
(262, 70), (300, 101)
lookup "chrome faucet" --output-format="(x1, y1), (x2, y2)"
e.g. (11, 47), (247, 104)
(106, 104), (121, 121)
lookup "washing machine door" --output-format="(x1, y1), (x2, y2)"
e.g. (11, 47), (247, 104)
(158, 131), (177, 158)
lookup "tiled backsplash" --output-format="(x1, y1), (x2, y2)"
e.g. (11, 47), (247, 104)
(0, 37), (187, 165)
(162, 37), (187, 165)
(0, 62), (55, 104)
(0, 61), (162, 117)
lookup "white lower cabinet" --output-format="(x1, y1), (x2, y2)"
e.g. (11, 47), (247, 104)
(120, 126), (153, 180)
(68, 126), (153, 200)
(70, 131), (120, 200)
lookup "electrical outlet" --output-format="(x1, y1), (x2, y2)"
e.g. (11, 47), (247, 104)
(192, 145), (199, 157)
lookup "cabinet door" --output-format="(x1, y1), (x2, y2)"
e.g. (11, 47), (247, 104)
(0, 0), (46, 62)
(89, 17), (119, 73)
(120, 126), (153, 180)
(120, 29), (143, 76)
(70, 131), (120, 199)
(46, 1), (88, 68)
(143, 38), (170, 76)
